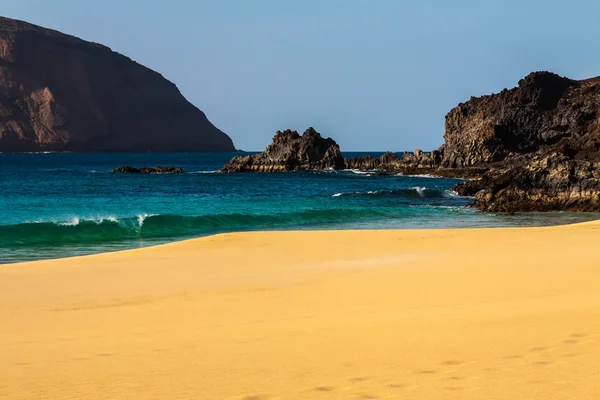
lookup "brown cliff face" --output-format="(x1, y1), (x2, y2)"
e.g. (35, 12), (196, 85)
(0, 17), (235, 152)
(440, 72), (599, 168)
(444, 71), (600, 211)
(220, 128), (344, 172)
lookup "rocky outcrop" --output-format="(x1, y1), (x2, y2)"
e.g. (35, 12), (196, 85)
(445, 71), (600, 211)
(220, 128), (344, 172)
(440, 72), (597, 168)
(344, 150), (483, 178)
(113, 166), (183, 174)
(344, 149), (441, 170)
(220, 71), (600, 212)
(454, 155), (600, 212)
(0, 17), (235, 152)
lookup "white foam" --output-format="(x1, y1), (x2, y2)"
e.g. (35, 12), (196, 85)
(136, 213), (158, 228)
(398, 173), (440, 178)
(412, 186), (427, 196)
(96, 216), (119, 224)
(343, 169), (378, 175)
(59, 217), (80, 226)
(190, 170), (217, 174)
(137, 214), (148, 227)
(332, 190), (381, 197)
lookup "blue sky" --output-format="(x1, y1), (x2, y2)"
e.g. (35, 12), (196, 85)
(3, 0), (600, 151)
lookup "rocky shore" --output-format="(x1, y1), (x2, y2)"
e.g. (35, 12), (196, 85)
(222, 71), (600, 212)
(221, 128), (345, 172)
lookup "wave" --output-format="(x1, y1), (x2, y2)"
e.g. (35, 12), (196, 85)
(341, 169), (390, 177)
(331, 187), (455, 199)
(396, 173), (439, 178)
(0, 209), (412, 247)
(189, 170), (217, 174)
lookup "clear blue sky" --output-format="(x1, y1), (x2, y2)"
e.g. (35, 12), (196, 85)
(3, 0), (600, 151)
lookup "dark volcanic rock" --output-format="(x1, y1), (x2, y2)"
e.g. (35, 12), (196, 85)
(441, 72), (581, 167)
(443, 71), (600, 211)
(344, 149), (483, 179)
(113, 166), (183, 174)
(0, 17), (235, 152)
(455, 156), (600, 212)
(220, 70), (600, 212)
(220, 128), (344, 172)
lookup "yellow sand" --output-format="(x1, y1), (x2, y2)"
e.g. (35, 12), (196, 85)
(2, 222), (600, 400)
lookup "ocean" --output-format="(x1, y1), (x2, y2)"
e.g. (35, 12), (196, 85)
(1, 152), (598, 264)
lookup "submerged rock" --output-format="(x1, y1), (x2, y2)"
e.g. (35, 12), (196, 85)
(220, 127), (345, 172)
(113, 166), (183, 174)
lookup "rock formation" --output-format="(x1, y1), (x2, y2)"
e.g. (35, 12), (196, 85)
(220, 128), (344, 172)
(0, 16), (235, 152)
(221, 71), (600, 212)
(346, 71), (600, 211)
(446, 71), (600, 211)
(112, 166), (183, 174)
(344, 150), (481, 178)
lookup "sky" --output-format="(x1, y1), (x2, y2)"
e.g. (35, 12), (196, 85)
(3, 0), (600, 151)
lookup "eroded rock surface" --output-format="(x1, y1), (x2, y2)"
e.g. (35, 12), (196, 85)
(221, 128), (344, 172)
(445, 71), (600, 211)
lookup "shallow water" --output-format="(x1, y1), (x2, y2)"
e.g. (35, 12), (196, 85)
(1, 152), (598, 263)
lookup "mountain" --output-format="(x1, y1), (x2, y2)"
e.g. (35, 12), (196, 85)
(0, 16), (235, 152)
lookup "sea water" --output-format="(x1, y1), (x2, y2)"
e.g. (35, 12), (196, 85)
(1, 152), (598, 263)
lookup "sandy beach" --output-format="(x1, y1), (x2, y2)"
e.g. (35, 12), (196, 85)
(1, 222), (600, 399)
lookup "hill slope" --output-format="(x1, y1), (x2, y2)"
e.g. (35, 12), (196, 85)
(0, 16), (235, 152)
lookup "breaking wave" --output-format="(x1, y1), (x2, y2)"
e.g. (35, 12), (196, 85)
(0, 209), (413, 247)
(330, 187), (459, 199)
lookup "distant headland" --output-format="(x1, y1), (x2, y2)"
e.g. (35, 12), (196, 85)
(0, 16), (235, 152)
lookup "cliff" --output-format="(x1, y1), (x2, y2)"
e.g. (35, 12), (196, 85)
(221, 128), (344, 172)
(445, 71), (600, 211)
(0, 16), (235, 152)
(343, 71), (600, 211)
(440, 71), (599, 167)
(220, 71), (600, 211)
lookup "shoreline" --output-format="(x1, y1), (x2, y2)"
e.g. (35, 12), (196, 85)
(0, 220), (594, 266)
(2, 222), (600, 399)
(4, 213), (600, 265)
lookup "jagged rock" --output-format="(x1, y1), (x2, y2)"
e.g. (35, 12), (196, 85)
(220, 70), (600, 212)
(344, 152), (400, 170)
(343, 148), (480, 178)
(441, 72), (582, 168)
(0, 17), (235, 152)
(444, 71), (600, 211)
(220, 128), (344, 172)
(462, 158), (600, 212)
(113, 166), (183, 174)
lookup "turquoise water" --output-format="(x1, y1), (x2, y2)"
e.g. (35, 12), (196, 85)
(1, 152), (598, 263)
